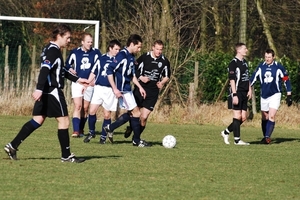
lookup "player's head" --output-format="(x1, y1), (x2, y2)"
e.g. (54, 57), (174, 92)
(52, 24), (71, 48)
(81, 32), (93, 51)
(108, 39), (122, 57)
(152, 40), (164, 58)
(235, 42), (247, 57)
(264, 48), (275, 65)
(126, 34), (142, 54)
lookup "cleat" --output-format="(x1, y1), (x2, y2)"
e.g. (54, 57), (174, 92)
(104, 125), (114, 143)
(71, 131), (80, 138)
(132, 140), (152, 147)
(83, 133), (96, 143)
(4, 143), (18, 160)
(61, 153), (85, 163)
(261, 137), (271, 144)
(79, 130), (85, 137)
(221, 131), (230, 144)
(234, 140), (250, 145)
(124, 126), (132, 138)
(99, 139), (106, 144)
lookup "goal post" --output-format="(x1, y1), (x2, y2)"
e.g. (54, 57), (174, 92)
(0, 15), (100, 48)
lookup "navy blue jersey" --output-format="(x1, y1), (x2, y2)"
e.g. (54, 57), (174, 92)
(106, 48), (135, 92)
(91, 53), (114, 87)
(135, 51), (171, 90)
(250, 61), (292, 98)
(65, 47), (101, 79)
(38, 42), (78, 91)
(228, 57), (250, 92)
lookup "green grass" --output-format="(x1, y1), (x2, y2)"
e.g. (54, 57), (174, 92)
(1, 115), (300, 200)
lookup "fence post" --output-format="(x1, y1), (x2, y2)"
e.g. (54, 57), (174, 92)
(4, 45), (9, 93)
(17, 45), (21, 92)
(29, 45), (36, 94)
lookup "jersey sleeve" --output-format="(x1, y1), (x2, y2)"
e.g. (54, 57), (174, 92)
(162, 58), (171, 79)
(107, 51), (125, 76)
(228, 60), (236, 80)
(279, 64), (292, 92)
(134, 53), (145, 78)
(250, 64), (262, 86)
(65, 49), (75, 70)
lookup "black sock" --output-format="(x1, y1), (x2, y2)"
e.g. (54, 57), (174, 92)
(232, 118), (241, 142)
(58, 129), (71, 158)
(227, 120), (243, 133)
(110, 113), (130, 131)
(131, 117), (141, 144)
(11, 119), (41, 149)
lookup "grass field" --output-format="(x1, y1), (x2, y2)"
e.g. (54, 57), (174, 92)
(1, 115), (300, 200)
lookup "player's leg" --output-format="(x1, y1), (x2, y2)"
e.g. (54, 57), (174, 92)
(71, 82), (84, 138)
(79, 86), (94, 136)
(140, 107), (152, 134)
(83, 103), (100, 143)
(100, 109), (111, 144)
(4, 115), (45, 160)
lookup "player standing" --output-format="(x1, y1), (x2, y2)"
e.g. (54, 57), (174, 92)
(4, 24), (86, 162)
(220, 43), (252, 145)
(250, 48), (292, 144)
(83, 39), (122, 144)
(124, 40), (171, 139)
(65, 32), (101, 138)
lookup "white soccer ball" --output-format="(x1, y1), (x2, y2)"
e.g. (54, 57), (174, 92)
(162, 135), (176, 148)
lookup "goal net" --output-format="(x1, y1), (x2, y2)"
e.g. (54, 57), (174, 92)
(0, 16), (99, 99)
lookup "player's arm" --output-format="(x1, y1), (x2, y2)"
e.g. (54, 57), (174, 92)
(157, 62), (171, 89)
(135, 54), (150, 83)
(106, 53), (122, 98)
(132, 75), (146, 98)
(228, 61), (238, 104)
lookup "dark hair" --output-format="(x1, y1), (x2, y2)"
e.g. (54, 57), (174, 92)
(126, 34), (142, 47)
(81, 32), (93, 41)
(153, 40), (164, 46)
(235, 42), (246, 51)
(52, 24), (71, 40)
(265, 48), (275, 57)
(107, 39), (122, 51)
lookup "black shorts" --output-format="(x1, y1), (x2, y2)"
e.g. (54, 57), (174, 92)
(32, 88), (68, 117)
(133, 87), (159, 111)
(228, 91), (248, 111)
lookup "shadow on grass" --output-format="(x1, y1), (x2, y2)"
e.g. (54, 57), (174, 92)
(15, 155), (122, 161)
(249, 137), (300, 145)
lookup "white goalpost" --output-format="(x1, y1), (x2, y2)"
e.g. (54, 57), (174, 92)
(0, 15), (100, 48)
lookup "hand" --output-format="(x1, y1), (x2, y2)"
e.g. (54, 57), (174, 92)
(77, 78), (89, 87)
(286, 95), (292, 107)
(232, 96), (238, 105)
(139, 76), (150, 83)
(113, 88), (122, 98)
(139, 87), (146, 99)
(69, 68), (76, 75)
(156, 81), (164, 89)
(32, 90), (43, 101)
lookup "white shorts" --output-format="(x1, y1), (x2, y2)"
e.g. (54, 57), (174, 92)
(90, 85), (118, 111)
(261, 93), (282, 111)
(119, 91), (137, 111)
(71, 82), (94, 101)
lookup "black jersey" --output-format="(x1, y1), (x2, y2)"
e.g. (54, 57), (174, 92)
(135, 51), (171, 89)
(228, 57), (249, 92)
(37, 42), (78, 92)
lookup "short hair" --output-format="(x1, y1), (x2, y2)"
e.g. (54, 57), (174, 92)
(126, 34), (142, 47)
(81, 32), (93, 41)
(107, 39), (122, 51)
(153, 40), (164, 46)
(52, 24), (71, 40)
(265, 48), (275, 57)
(235, 42), (246, 52)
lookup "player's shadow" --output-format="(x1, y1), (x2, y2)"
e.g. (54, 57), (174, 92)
(249, 137), (299, 144)
(19, 155), (121, 161)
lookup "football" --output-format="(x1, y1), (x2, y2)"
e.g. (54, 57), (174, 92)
(162, 135), (176, 148)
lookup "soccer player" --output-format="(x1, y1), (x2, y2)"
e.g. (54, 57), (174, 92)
(83, 39), (122, 144)
(220, 42), (252, 145)
(4, 24), (86, 162)
(65, 32), (101, 138)
(250, 49), (292, 144)
(123, 40), (171, 139)
(103, 34), (151, 147)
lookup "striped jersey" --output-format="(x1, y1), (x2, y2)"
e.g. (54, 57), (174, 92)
(250, 61), (291, 98)
(37, 42), (78, 91)
(106, 48), (135, 92)
(228, 57), (250, 92)
(135, 51), (171, 90)
(65, 47), (101, 79)
(91, 53), (114, 87)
